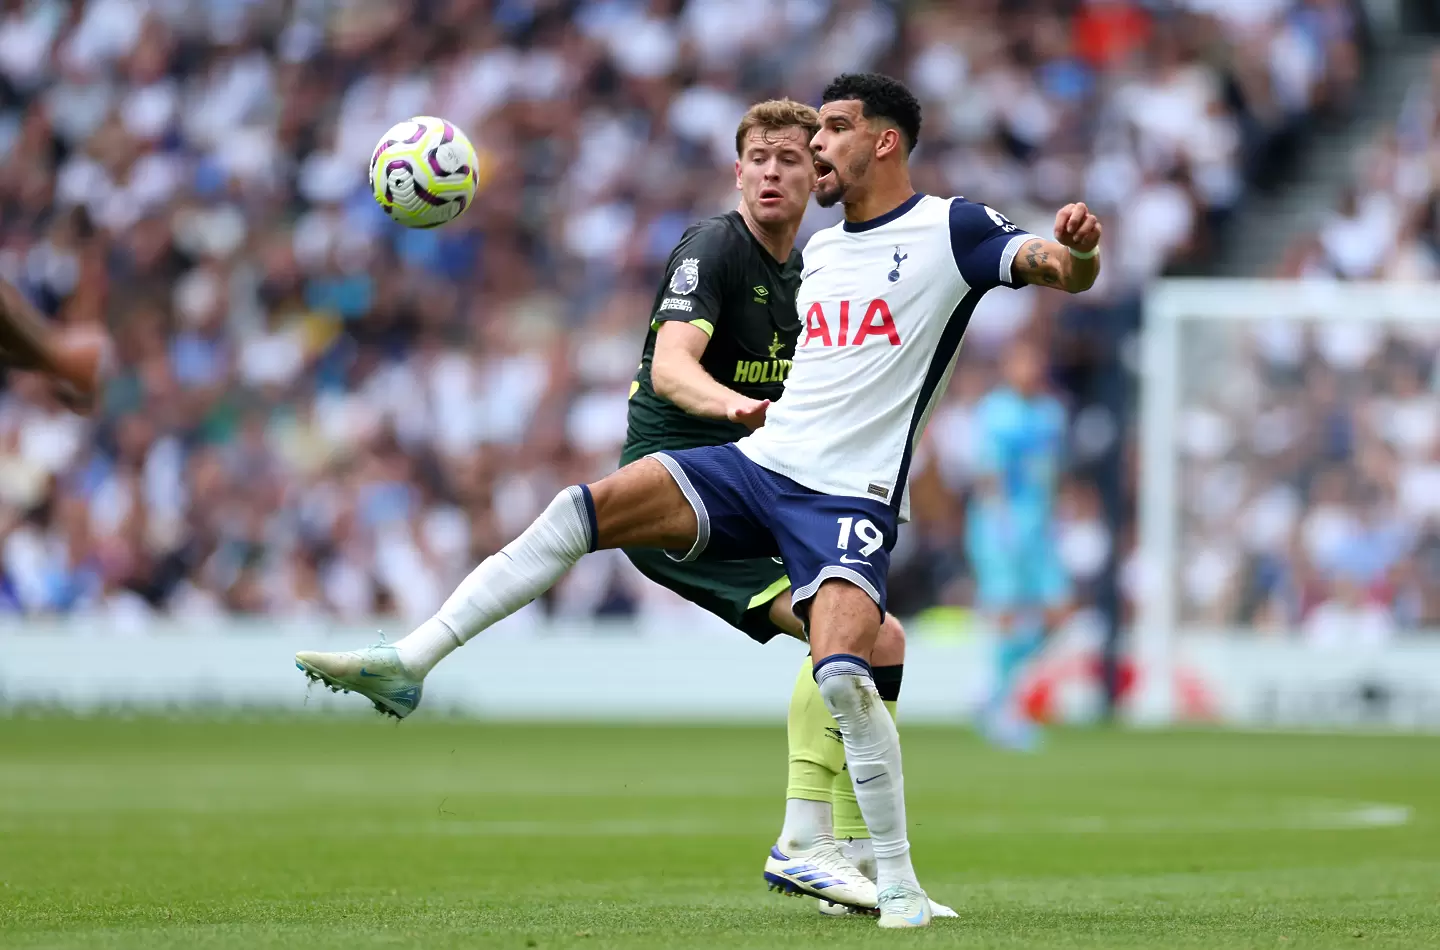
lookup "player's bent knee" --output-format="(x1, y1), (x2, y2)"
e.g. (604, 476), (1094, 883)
(588, 458), (698, 552)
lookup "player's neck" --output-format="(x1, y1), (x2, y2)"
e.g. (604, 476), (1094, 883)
(843, 176), (916, 226)
(736, 203), (798, 262)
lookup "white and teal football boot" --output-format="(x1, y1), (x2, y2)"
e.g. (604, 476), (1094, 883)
(817, 896), (874, 917)
(295, 644), (423, 720)
(820, 893), (957, 919)
(817, 838), (956, 919)
(876, 881), (933, 929)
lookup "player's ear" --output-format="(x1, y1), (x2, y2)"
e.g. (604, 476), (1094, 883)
(875, 127), (902, 161)
(734, 159), (743, 192)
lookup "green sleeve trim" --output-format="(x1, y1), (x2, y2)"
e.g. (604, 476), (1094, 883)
(746, 575), (792, 611)
(651, 317), (714, 338)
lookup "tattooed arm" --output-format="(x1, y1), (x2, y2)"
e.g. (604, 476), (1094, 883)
(1010, 202), (1102, 293)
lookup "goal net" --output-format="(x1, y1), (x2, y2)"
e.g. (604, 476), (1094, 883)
(1134, 281), (1440, 727)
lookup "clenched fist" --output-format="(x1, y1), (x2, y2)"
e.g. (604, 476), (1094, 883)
(1053, 202), (1101, 254)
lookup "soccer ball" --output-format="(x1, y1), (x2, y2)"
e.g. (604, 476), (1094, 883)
(369, 116), (480, 229)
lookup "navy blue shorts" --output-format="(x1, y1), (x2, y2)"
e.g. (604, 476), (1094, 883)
(649, 444), (897, 619)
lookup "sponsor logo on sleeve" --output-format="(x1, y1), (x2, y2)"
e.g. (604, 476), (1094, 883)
(985, 206), (1019, 232)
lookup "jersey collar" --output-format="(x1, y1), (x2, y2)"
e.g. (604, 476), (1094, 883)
(842, 192), (925, 233)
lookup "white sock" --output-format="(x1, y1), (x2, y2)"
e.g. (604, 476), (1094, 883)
(777, 798), (833, 854)
(393, 486), (596, 676)
(392, 617), (462, 677)
(814, 655), (918, 890)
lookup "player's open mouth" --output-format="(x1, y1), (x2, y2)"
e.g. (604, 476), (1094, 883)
(814, 159), (836, 188)
(758, 187), (785, 204)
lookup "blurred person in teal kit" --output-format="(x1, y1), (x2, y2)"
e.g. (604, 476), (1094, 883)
(966, 339), (1070, 751)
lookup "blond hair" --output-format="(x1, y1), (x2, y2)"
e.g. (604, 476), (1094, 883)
(734, 99), (820, 157)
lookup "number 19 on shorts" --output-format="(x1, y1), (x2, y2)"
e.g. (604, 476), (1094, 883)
(836, 517), (884, 556)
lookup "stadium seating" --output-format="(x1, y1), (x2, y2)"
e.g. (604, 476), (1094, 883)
(0, 0), (1366, 621)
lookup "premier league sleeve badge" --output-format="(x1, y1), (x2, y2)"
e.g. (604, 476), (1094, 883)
(669, 258), (701, 295)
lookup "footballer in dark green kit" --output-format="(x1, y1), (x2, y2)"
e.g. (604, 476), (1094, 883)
(620, 208), (803, 641)
(618, 101), (818, 643)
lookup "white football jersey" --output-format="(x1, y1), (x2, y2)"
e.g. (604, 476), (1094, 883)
(736, 194), (1034, 522)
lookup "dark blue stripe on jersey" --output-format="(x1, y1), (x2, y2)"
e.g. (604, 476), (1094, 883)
(892, 290), (982, 513)
(842, 192), (925, 233)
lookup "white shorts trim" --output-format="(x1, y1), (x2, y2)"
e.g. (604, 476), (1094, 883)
(790, 565), (882, 609)
(648, 452), (710, 563)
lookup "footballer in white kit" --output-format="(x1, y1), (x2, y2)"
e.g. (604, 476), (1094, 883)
(653, 191), (1035, 639)
(740, 192), (1033, 523)
(294, 72), (1101, 930)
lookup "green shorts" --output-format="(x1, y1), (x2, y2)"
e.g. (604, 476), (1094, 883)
(623, 548), (791, 644)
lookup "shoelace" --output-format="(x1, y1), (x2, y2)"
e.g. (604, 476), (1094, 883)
(806, 843), (869, 881)
(876, 884), (924, 910)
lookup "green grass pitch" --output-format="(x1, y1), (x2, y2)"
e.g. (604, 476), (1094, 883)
(2, 715), (1438, 949)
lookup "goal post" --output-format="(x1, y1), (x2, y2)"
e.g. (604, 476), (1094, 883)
(1134, 280), (1440, 729)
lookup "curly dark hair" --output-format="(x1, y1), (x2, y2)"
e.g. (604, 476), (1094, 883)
(821, 73), (922, 153)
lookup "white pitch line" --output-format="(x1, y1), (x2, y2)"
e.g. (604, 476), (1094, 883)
(937, 803), (1413, 835)
(0, 803), (1409, 839)
(387, 803), (1413, 838)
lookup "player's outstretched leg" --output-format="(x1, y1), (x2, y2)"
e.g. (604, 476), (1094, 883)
(807, 580), (930, 929)
(295, 459), (697, 717)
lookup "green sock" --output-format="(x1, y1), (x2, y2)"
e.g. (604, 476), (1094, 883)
(832, 665), (902, 841)
(785, 654), (844, 802)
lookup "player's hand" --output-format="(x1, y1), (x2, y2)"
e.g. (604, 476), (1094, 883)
(1053, 202), (1101, 254)
(726, 397), (770, 430)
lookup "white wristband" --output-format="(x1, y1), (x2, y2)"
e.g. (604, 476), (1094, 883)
(1067, 244), (1099, 260)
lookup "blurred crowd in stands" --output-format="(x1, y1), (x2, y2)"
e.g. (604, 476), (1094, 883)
(1177, 50), (1440, 643)
(1177, 319), (1440, 643)
(0, 0), (1369, 627)
(1278, 50), (1434, 282)
(1284, 52), (1440, 283)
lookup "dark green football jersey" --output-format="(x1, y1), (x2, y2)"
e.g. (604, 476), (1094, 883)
(620, 211), (803, 465)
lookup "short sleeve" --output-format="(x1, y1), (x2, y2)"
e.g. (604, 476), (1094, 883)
(949, 198), (1036, 292)
(651, 221), (736, 338)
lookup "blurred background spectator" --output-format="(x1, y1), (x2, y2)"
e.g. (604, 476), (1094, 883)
(0, 0), (1371, 628)
(1167, 30), (1440, 639)
(1284, 51), (1440, 283)
(1176, 319), (1440, 636)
